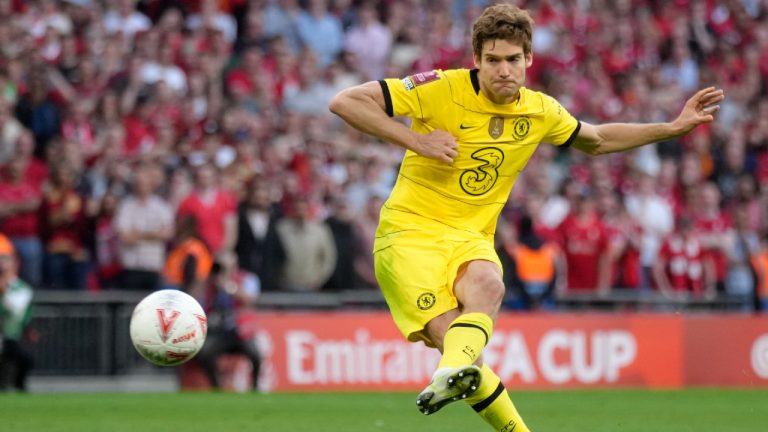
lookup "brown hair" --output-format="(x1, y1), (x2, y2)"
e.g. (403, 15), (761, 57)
(472, 4), (534, 57)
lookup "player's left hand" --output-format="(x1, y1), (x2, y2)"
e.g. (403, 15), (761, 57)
(673, 86), (725, 134)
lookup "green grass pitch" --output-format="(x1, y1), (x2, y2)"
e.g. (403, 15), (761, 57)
(1, 389), (766, 431)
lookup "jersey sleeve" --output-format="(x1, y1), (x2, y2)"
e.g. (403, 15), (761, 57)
(541, 94), (580, 147)
(379, 70), (450, 121)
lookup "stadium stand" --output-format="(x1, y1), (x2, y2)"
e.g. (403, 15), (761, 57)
(0, 1), (767, 382)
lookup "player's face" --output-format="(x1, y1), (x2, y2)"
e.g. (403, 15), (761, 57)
(473, 39), (532, 104)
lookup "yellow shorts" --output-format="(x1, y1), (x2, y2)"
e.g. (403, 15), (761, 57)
(373, 212), (501, 346)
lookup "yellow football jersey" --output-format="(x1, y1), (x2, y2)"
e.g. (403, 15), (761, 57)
(378, 68), (580, 235)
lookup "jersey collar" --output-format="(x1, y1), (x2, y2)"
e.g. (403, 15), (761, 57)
(470, 68), (481, 94)
(469, 68), (523, 108)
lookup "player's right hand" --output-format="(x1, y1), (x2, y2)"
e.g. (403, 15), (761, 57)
(413, 130), (459, 163)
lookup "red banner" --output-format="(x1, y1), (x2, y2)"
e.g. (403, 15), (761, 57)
(238, 312), (768, 391)
(683, 316), (768, 386)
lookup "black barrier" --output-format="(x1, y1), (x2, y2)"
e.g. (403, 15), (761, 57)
(25, 289), (750, 376)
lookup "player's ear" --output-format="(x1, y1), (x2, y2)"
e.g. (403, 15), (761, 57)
(525, 52), (533, 68)
(473, 53), (481, 69)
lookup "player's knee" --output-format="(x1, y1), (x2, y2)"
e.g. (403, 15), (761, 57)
(487, 278), (506, 306)
(473, 272), (505, 307)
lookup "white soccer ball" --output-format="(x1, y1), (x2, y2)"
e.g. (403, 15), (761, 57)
(129, 289), (208, 366)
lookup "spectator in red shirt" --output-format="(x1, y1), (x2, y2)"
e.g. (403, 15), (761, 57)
(225, 45), (262, 99)
(7, 128), (48, 195)
(60, 98), (97, 162)
(692, 181), (732, 292)
(653, 215), (716, 300)
(39, 161), (88, 290)
(597, 187), (642, 290)
(91, 190), (121, 290)
(121, 92), (157, 158)
(177, 162), (237, 255)
(0, 155), (43, 286)
(556, 188), (611, 296)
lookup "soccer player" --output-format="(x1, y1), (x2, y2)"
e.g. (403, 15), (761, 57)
(329, 4), (723, 431)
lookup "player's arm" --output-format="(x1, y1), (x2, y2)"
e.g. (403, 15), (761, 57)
(571, 87), (724, 155)
(328, 81), (458, 163)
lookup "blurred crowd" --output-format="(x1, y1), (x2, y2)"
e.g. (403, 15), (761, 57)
(0, 0), (767, 311)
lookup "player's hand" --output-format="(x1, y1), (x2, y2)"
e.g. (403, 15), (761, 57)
(673, 86), (725, 134)
(413, 130), (459, 163)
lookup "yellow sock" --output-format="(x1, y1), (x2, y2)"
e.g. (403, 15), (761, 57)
(437, 313), (493, 368)
(465, 364), (531, 432)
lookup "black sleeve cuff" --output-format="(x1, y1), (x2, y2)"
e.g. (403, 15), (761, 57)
(561, 121), (581, 148)
(378, 80), (394, 117)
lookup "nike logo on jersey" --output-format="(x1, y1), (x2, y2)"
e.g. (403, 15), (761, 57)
(459, 124), (475, 129)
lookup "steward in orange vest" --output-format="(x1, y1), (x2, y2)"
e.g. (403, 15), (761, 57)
(498, 215), (562, 310)
(163, 216), (213, 294)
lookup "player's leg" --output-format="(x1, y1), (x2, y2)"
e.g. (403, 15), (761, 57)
(416, 260), (504, 414)
(440, 260), (503, 369)
(416, 308), (482, 414)
(465, 364), (531, 432)
(373, 232), (475, 414)
(452, 261), (532, 430)
(422, 260), (503, 370)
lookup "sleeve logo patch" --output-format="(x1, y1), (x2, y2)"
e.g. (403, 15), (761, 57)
(401, 77), (415, 91)
(410, 70), (440, 86)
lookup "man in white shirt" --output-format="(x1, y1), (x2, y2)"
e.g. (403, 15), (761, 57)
(115, 164), (174, 290)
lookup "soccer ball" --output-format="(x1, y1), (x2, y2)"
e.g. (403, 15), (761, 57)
(129, 289), (207, 367)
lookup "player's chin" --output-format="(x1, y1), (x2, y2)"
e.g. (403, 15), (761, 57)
(494, 86), (518, 99)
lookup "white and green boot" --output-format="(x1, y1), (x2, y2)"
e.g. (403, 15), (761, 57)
(416, 365), (482, 415)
